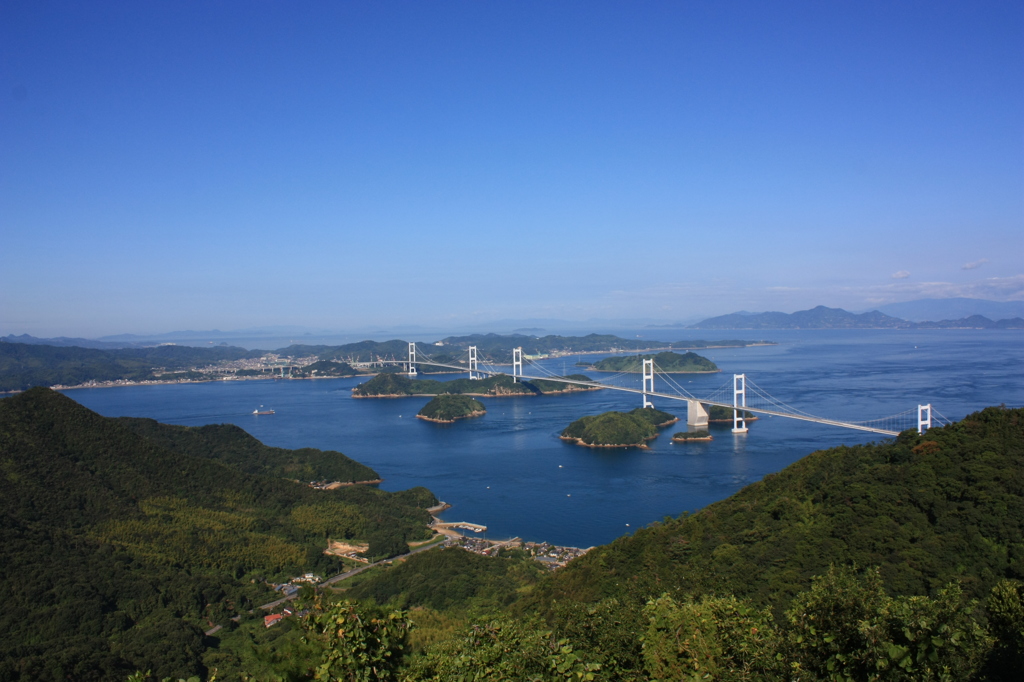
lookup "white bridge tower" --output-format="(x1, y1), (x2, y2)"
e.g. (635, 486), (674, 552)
(468, 346), (479, 380)
(407, 342), (417, 377)
(512, 347), (523, 382)
(732, 373), (748, 433)
(642, 358), (654, 408)
(918, 404), (932, 434)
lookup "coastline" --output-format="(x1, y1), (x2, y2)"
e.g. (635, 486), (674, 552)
(559, 434), (656, 449)
(416, 410), (486, 424)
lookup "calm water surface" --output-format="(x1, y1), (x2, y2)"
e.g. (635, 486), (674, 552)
(67, 330), (1023, 548)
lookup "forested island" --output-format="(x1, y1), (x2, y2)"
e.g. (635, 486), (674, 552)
(416, 394), (486, 423)
(2, 387), (1023, 680)
(561, 407), (677, 448)
(708, 404), (759, 422)
(582, 350), (720, 373)
(352, 372), (598, 398)
(672, 429), (713, 442)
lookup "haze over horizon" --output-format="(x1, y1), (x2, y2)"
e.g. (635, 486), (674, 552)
(2, 1), (1021, 338)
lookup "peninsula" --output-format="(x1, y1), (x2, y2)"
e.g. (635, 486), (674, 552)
(582, 350), (719, 373)
(560, 407), (677, 448)
(416, 395), (486, 423)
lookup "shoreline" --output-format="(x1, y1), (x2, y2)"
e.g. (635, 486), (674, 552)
(672, 434), (714, 442)
(323, 479), (383, 489)
(559, 434), (657, 449)
(416, 410), (486, 424)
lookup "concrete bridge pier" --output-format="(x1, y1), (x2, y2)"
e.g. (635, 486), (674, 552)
(687, 400), (709, 428)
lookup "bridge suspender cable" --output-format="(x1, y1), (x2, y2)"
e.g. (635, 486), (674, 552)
(370, 351), (945, 437)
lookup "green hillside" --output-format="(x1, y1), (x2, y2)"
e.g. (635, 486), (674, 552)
(370, 407), (1024, 681)
(115, 418), (379, 482)
(561, 411), (659, 447)
(537, 406), (1024, 608)
(588, 350), (719, 373)
(0, 388), (436, 680)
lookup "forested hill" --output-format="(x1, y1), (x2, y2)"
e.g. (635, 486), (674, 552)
(530, 405), (1024, 610)
(115, 418), (379, 483)
(588, 350), (719, 373)
(0, 388), (435, 680)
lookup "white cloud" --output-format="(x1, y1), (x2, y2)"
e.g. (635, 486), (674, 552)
(962, 259), (989, 270)
(891, 270), (910, 279)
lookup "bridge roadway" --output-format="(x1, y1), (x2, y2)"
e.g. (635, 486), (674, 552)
(389, 358), (901, 437)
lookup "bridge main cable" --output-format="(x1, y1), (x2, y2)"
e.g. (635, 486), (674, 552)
(373, 356), (901, 436)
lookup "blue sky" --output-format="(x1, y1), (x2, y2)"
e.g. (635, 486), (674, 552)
(1, 1), (1021, 336)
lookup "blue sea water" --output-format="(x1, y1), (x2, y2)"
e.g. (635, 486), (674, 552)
(66, 330), (1023, 549)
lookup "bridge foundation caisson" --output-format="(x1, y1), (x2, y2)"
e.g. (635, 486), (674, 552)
(732, 374), (748, 433)
(513, 347), (523, 382)
(918, 404), (932, 434)
(642, 359), (654, 408)
(687, 400), (709, 427)
(468, 346), (479, 380)
(408, 342), (417, 377)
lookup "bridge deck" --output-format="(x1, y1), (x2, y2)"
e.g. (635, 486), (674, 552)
(377, 359), (900, 436)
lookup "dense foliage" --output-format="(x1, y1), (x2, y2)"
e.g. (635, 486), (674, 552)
(707, 404), (757, 421)
(417, 395), (486, 422)
(117, 418), (378, 483)
(561, 412), (659, 447)
(347, 547), (545, 614)
(0, 388), (436, 680)
(626, 406), (677, 427)
(536, 406), (1024, 609)
(589, 351), (719, 373)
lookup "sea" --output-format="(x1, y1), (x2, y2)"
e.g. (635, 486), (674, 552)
(66, 329), (1023, 549)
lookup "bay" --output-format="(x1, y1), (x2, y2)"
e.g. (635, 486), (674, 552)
(66, 329), (1024, 549)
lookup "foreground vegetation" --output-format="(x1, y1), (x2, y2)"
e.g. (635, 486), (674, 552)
(4, 388), (1023, 681)
(0, 388), (436, 680)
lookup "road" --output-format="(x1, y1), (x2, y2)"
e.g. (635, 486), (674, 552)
(204, 538), (446, 636)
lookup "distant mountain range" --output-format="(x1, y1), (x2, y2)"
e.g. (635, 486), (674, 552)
(690, 305), (1024, 330)
(872, 297), (1024, 322)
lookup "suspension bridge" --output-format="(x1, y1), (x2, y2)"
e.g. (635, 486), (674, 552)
(373, 343), (949, 437)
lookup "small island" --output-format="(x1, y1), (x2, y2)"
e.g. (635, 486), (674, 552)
(560, 407), (677, 448)
(672, 430), (713, 442)
(353, 372), (599, 398)
(416, 394), (486, 424)
(581, 351), (720, 373)
(707, 405), (758, 423)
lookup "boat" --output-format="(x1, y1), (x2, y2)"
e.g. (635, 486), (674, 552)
(253, 408), (275, 415)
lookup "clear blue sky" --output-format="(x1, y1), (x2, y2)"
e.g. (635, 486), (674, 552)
(2, 1), (1021, 336)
